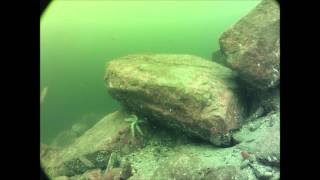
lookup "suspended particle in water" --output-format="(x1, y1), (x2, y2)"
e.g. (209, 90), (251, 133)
(40, 86), (48, 105)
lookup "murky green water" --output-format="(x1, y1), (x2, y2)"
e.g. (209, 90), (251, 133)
(40, 0), (260, 144)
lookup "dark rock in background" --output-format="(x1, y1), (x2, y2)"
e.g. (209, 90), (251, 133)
(211, 50), (228, 67)
(245, 87), (280, 121)
(219, 0), (280, 90)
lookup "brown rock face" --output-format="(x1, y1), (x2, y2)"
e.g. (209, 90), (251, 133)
(219, 0), (280, 90)
(105, 54), (246, 146)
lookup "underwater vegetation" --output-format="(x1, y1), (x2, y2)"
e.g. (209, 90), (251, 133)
(40, 0), (280, 180)
(125, 115), (145, 138)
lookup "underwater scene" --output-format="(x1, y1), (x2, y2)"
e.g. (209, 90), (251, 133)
(40, 0), (280, 180)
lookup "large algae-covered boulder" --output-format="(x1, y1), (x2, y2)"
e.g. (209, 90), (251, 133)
(105, 54), (245, 146)
(41, 110), (143, 178)
(219, 0), (280, 90)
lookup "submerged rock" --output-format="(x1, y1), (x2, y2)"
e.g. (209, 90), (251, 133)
(126, 139), (277, 180)
(151, 154), (205, 180)
(234, 111), (280, 168)
(245, 87), (280, 122)
(71, 113), (104, 137)
(203, 166), (243, 180)
(102, 168), (122, 180)
(52, 176), (69, 180)
(45, 110), (280, 180)
(211, 50), (228, 67)
(50, 130), (78, 148)
(105, 54), (246, 146)
(219, 0), (280, 90)
(41, 110), (144, 178)
(41, 144), (62, 177)
(78, 169), (102, 180)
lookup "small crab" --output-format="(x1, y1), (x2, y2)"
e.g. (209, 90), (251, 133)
(125, 114), (144, 138)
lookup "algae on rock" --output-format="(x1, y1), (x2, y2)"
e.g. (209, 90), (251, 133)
(42, 108), (280, 180)
(41, 110), (146, 178)
(105, 54), (247, 146)
(219, 0), (280, 90)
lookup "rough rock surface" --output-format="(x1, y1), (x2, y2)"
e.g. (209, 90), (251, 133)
(71, 113), (104, 137)
(42, 109), (280, 180)
(124, 93), (280, 180)
(52, 176), (69, 180)
(203, 166), (243, 180)
(41, 110), (144, 178)
(244, 87), (280, 122)
(126, 114), (280, 180)
(105, 54), (246, 146)
(219, 0), (280, 89)
(151, 154), (206, 180)
(41, 144), (61, 173)
(234, 111), (280, 168)
(49, 114), (106, 149)
(211, 50), (228, 67)
(50, 130), (78, 148)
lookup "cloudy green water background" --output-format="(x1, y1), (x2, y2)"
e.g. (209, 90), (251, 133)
(40, 0), (260, 144)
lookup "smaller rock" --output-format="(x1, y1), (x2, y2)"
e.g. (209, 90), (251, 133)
(50, 130), (78, 148)
(203, 166), (242, 180)
(71, 123), (89, 137)
(250, 163), (274, 179)
(102, 168), (122, 180)
(127, 175), (148, 180)
(79, 169), (102, 180)
(41, 144), (63, 177)
(102, 154), (132, 180)
(256, 154), (280, 168)
(248, 121), (261, 132)
(234, 111), (280, 168)
(240, 150), (250, 160)
(151, 154), (205, 180)
(246, 87), (280, 119)
(211, 50), (228, 67)
(240, 159), (250, 169)
(52, 176), (69, 180)
(271, 171), (280, 180)
(247, 107), (265, 123)
(42, 110), (145, 178)
(71, 113), (104, 137)
(120, 161), (133, 180)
